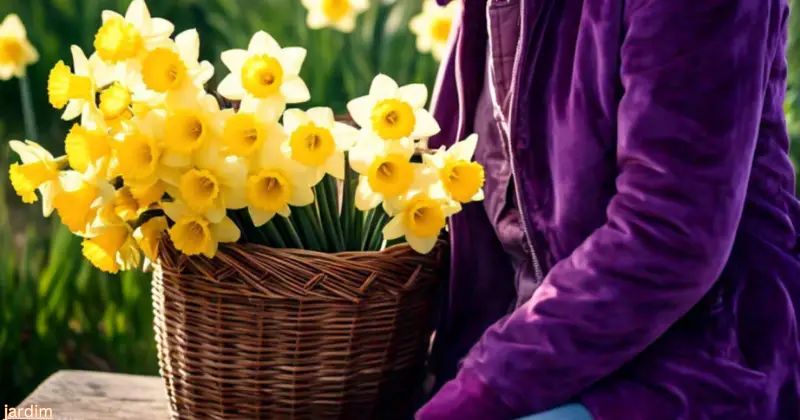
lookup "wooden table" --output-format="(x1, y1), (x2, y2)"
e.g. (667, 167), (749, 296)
(16, 370), (169, 420)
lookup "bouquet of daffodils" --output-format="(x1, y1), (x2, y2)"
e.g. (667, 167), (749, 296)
(7, 0), (485, 275)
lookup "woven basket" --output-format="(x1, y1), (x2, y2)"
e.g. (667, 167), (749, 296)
(152, 237), (447, 420)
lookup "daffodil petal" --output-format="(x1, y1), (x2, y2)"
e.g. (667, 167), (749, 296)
(334, 15), (356, 33)
(398, 84), (428, 109)
(248, 31), (281, 56)
(224, 187), (248, 209)
(289, 185), (315, 207)
(280, 47), (306, 76)
(161, 200), (188, 220)
(406, 233), (437, 254)
(161, 150), (192, 168)
(62, 101), (84, 121)
(206, 202), (226, 224)
(346, 95), (375, 129)
(221, 49), (248, 71)
(305, 107), (334, 128)
(175, 29), (200, 64)
(369, 74), (399, 99)
(70, 45), (89, 75)
(282, 108), (309, 134)
(323, 151), (345, 179)
(217, 74), (245, 100)
(449, 133), (479, 161)
(0, 14), (26, 38)
(101, 10), (123, 24)
(249, 208), (275, 227)
(150, 18), (175, 38)
(277, 205), (292, 218)
(213, 217), (241, 242)
(411, 109), (441, 138)
(382, 215), (404, 240)
(331, 122), (359, 150)
(306, 11), (328, 29)
(472, 189), (485, 201)
(355, 177), (381, 211)
(280, 76), (311, 104)
(125, 0), (151, 29)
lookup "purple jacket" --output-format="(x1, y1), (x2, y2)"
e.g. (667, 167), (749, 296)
(418, 0), (800, 419)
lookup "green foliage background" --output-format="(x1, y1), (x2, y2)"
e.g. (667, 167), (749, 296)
(0, 0), (438, 405)
(1, 0), (799, 407)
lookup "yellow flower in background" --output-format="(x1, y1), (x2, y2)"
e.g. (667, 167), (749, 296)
(409, 0), (460, 61)
(246, 142), (315, 226)
(382, 191), (457, 253)
(301, 0), (369, 33)
(0, 14), (38, 80)
(424, 133), (485, 203)
(94, 0), (174, 63)
(163, 200), (240, 258)
(8, 140), (62, 212)
(134, 216), (168, 262)
(347, 74), (440, 146)
(218, 31), (310, 120)
(82, 224), (140, 273)
(138, 29), (214, 104)
(222, 99), (286, 158)
(53, 164), (115, 234)
(282, 107), (359, 184)
(47, 46), (97, 120)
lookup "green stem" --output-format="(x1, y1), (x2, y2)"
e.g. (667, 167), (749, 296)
(275, 216), (304, 249)
(19, 74), (38, 140)
(294, 205), (327, 252)
(367, 209), (388, 251)
(324, 175), (346, 251)
(340, 157), (355, 249)
(360, 208), (376, 251)
(315, 180), (343, 252)
(260, 220), (286, 248)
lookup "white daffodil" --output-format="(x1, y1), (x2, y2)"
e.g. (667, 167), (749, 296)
(301, 0), (369, 33)
(0, 14), (38, 80)
(423, 133), (485, 203)
(246, 141), (316, 226)
(382, 189), (458, 254)
(347, 74), (440, 147)
(94, 0), (174, 63)
(349, 138), (417, 211)
(163, 200), (241, 258)
(137, 29), (214, 106)
(8, 140), (63, 215)
(221, 99), (286, 159)
(282, 107), (359, 184)
(218, 31), (310, 119)
(409, 0), (460, 61)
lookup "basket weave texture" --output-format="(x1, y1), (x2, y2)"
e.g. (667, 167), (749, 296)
(152, 238), (447, 420)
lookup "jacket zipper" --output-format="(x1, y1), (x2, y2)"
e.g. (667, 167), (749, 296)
(503, 0), (545, 282)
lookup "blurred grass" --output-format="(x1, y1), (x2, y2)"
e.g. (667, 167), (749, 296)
(0, 0), (438, 405)
(1, 0), (799, 408)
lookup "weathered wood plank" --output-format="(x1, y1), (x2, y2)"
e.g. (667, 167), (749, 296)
(16, 370), (169, 420)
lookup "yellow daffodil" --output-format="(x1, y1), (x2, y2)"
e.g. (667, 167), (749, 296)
(47, 46), (99, 120)
(134, 215), (168, 263)
(113, 110), (165, 186)
(281, 107), (358, 184)
(0, 14), (38, 80)
(128, 179), (166, 209)
(347, 74), (440, 146)
(53, 163), (115, 234)
(65, 123), (111, 173)
(90, 61), (147, 131)
(163, 200), (240, 258)
(82, 224), (140, 273)
(382, 191), (458, 254)
(8, 140), (64, 214)
(161, 92), (228, 167)
(222, 99), (286, 158)
(137, 29), (214, 105)
(218, 31), (310, 119)
(423, 133), (485, 203)
(301, 0), (369, 33)
(94, 0), (174, 63)
(349, 139), (418, 211)
(409, 0), (460, 61)
(246, 142), (315, 226)
(169, 147), (248, 223)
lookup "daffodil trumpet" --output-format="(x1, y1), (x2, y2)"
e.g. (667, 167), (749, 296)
(7, 0), (487, 276)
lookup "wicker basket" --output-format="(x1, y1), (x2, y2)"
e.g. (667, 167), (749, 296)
(152, 238), (447, 420)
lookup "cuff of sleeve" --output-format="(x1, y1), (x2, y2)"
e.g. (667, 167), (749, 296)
(416, 368), (516, 420)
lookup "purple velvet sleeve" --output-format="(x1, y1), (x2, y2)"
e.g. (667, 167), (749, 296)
(417, 1), (773, 418)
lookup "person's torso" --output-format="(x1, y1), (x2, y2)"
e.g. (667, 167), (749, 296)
(427, 0), (800, 418)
